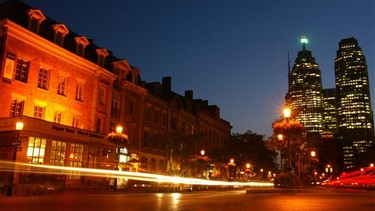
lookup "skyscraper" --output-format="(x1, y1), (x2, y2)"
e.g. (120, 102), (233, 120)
(335, 37), (374, 168)
(322, 88), (337, 133)
(285, 36), (323, 134)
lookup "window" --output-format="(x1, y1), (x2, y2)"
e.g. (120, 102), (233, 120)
(9, 100), (24, 117)
(30, 18), (38, 32)
(52, 24), (69, 46)
(95, 118), (102, 133)
(27, 9), (46, 34)
(77, 44), (85, 56)
(72, 117), (80, 128)
(171, 117), (177, 130)
(50, 140), (66, 166)
(145, 107), (151, 122)
(57, 76), (67, 95)
(159, 160), (165, 172)
(33, 106), (45, 119)
(74, 36), (90, 57)
(111, 99), (120, 118)
(55, 32), (63, 46)
(15, 59), (30, 83)
(154, 110), (159, 124)
(87, 146), (99, 168)
(26, 137), (47, 164)
(140, 157), (148, 169)
(38, 68), (49, 89)
(150, 158), (157, 171)
(129, 100), (135, 115)
(54, 112), (62, 124)
(75, 83), (83, 101)
(68, 143), (84, 179)
(162, 113), (167, 128)
(98, 55), (105, 67)
(98, 87), (105, 104)
(96, 49), (109, 67)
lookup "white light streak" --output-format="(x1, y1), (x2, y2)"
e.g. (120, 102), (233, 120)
(0, 160), (274, 188)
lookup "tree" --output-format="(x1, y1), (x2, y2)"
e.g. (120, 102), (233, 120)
(220, 130), (278, 174)
(271, 117), (305, 174)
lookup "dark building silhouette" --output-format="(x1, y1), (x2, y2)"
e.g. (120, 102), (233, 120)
(334, 37), (374, 169)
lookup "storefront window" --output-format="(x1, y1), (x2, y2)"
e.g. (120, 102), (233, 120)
(50, 140), (66, 166)
(26, 137), (47, 164)
(87, 146), (99, 168)
(68, 143), (83, 179)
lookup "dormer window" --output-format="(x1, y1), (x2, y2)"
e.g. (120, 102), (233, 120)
(52, 24), (69, 46)
(96, 49), (109, 67)
(131, 68), (140, 84)
(74, 36), (90, 57)
(27, 9), (46, 34)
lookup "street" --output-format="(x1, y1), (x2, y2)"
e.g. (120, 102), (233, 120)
(1, 188), (375, 211)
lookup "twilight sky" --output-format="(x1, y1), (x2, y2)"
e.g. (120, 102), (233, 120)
(22, 0), (375, 137)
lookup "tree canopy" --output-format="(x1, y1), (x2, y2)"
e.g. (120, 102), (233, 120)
(219, 130), (278, 172)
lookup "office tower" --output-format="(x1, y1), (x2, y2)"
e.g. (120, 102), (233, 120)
(285, 36), (323, 134)
(322, 88), (337, 133)
(335, 37), (374, 169)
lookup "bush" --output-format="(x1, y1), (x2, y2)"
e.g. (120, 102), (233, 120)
(274, 173), (303, 189)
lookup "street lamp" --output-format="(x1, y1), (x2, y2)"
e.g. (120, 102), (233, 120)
(230, 159), (235, 165)
(283, 106), (292, 173)
(200, 149), (205, 156)
(115, 125), (123, 134)
(283, 107), (291, 118)
(7, 120), (24, 196)
(310, 150), (316, 157)
(108, 124), (128, 191)
(246, 163), (251, 169)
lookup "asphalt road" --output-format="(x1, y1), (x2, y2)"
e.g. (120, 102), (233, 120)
(1, 188), (375, 211)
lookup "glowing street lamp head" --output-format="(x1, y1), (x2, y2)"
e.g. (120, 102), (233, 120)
(16, 121), (24, 131)
(200, 149), (205, 156)
(310, 150), (316, 157)
(230, 158), (234, 164)
(115, 125), (123, 134)
(283, 107), (291, 118)
(277, 134), (284, 141)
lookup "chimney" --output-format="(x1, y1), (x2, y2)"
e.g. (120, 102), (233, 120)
(185, 90), (193, 101)
(162, 76), (172, 95)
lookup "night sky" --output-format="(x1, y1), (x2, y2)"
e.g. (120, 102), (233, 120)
(21, 0), (375, 136)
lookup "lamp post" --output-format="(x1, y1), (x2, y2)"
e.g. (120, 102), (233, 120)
(7, 120), (24, 196)
(283, 107), (292, 173)
(106, 124), (129, 191)
(228, 158), (236, 180)
(277, 134), (284, 172)
(114, 125), (124, 191)
(199, 149), (206, 178)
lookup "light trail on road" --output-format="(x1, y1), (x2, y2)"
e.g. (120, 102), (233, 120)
(0, 160), (273, 187)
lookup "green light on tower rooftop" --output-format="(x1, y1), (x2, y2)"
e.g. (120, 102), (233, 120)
(301, 36), (308, 44)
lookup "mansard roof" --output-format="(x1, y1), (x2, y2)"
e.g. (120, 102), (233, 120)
(0, 0), (126, 75)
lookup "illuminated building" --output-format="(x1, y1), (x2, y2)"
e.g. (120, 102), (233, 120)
(0, 0), (231, 191)
(334, 37), (374, 169)
(322, 88), (337, 133)
(285, 36), (323, 134)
